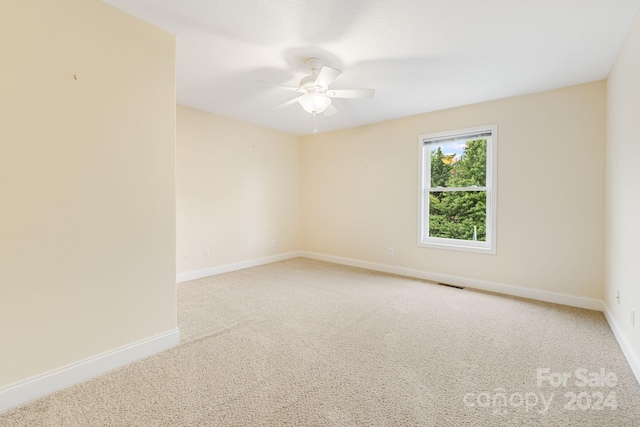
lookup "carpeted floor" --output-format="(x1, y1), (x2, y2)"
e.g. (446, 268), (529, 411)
(2, 258), (640, 426)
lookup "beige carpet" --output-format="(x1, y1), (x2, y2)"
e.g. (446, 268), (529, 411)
(2, 258), (640, 426)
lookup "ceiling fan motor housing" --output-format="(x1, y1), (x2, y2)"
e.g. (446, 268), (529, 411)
(299, 75), (324, 93)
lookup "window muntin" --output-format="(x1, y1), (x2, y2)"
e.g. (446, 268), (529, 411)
(418, 125), (497, 254)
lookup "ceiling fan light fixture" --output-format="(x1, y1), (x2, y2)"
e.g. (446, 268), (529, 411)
(298, 92), (331, 114)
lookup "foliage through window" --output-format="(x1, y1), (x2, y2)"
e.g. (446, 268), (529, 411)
(418, 125), (497, 253)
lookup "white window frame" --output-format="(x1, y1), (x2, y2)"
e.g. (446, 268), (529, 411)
(417, 124), (497, 254)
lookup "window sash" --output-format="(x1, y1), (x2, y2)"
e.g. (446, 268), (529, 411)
(424, 190), (489, 242)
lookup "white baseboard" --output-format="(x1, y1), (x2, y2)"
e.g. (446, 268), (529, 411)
(0, 328), (180, 414)
(603, 304), (640, 385)
(176, 251), (302, 283)
(299, 251), (604, 311)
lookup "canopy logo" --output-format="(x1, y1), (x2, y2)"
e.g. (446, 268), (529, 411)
(462, 367), (618, 416)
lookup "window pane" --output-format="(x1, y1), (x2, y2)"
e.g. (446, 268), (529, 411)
(429, 138), (487, 188)
(428, 191), (486, 241)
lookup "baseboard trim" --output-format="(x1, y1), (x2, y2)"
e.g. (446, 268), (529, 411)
(300, 251), (604, 311)
(176, 251), (302, 283)
(0, 327), (180, 413)
(602, 304), (640, 385)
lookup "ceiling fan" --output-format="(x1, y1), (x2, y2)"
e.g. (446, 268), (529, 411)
(263, 58), (375, 121)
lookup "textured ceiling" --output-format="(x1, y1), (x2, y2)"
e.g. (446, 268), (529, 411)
(103, 0), (640, 135)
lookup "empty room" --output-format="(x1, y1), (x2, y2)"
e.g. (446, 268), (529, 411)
(2, 0), (640, 425)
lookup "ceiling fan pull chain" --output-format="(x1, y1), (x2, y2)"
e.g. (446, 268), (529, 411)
(313, 113), (318, 134)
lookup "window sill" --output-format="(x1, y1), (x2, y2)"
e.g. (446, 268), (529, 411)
(418, 240), (496, 255)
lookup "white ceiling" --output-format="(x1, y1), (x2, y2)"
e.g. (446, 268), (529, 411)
(103, 0), (640, 135)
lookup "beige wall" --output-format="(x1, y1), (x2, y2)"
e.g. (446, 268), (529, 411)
(605, 12), (640, 358)
(301, 82), (606, 299)
(0, 0), (176, 387)
(176, 106), (300, 274)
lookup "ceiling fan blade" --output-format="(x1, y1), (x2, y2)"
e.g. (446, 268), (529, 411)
(259, 80), (300, 92)
(327, 89), (375, 99)
(274, 96), (302, 109)
(314, 66), (341, 88)
(323, 104), (339, 117)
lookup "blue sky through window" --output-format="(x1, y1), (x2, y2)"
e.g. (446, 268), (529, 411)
(430, 141), (467, 161)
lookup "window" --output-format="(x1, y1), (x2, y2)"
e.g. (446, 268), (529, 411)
(418, 124), (497, 254)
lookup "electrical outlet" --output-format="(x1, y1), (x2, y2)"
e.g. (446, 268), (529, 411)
(204, 249), (209, 258)
(271, 240), (277, 248)
(389, 248), (394, 256)
(617, 291), (620, 305)
(182, 255), (187, 262)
